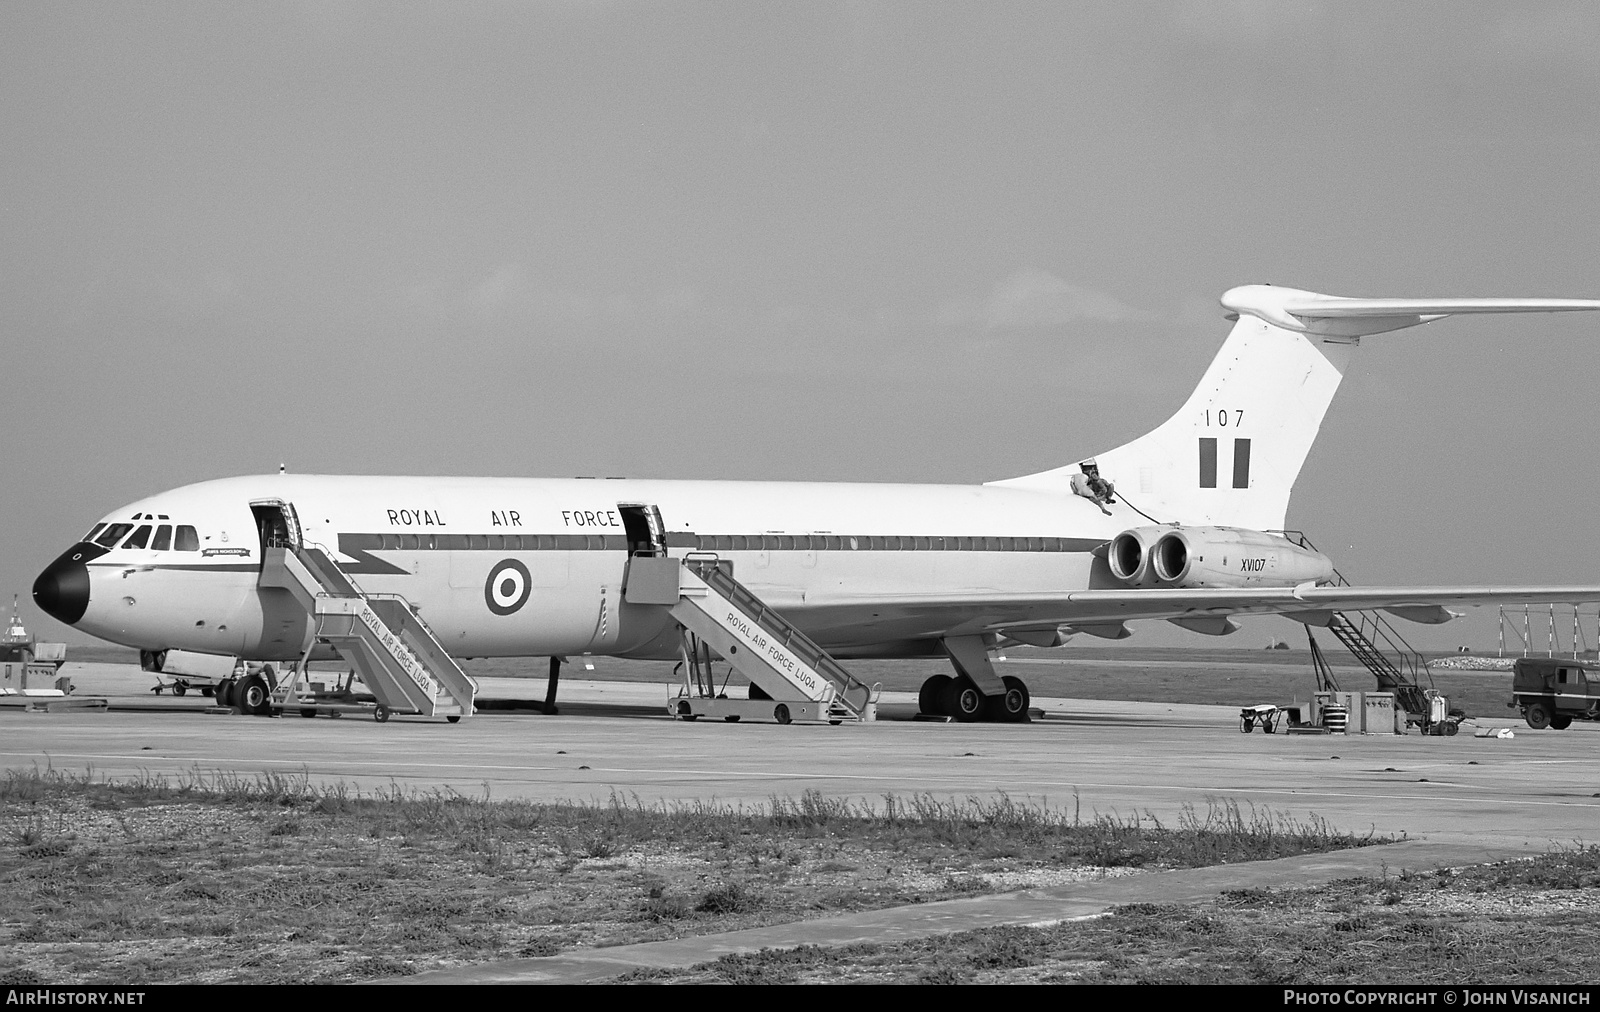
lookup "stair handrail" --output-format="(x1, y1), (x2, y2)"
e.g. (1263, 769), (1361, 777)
(297, 539), (368, 598)
(288, 541), (475, 703)
(682, 557), (876, 707)
(1273, 529), (1436, 692)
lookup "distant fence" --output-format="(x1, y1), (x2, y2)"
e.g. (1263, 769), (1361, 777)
(1498, 604), (1600, 660)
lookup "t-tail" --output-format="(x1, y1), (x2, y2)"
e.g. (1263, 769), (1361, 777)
(991, 285), (1600, 531)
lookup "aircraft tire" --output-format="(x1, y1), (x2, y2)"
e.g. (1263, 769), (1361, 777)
(942, 679), (985, 722)
(215, 679), (235, 708)
(1525, 702), (1552, 730)
(237, 675), (269, 716)
(991, 676), (1030, 723)
(1550, 714), (1572, 730)
(919, 675), (953, 715)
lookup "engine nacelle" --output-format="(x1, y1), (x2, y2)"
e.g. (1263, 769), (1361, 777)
(1109, 526), (1334, 589)
(1107, 526), (1166, 586)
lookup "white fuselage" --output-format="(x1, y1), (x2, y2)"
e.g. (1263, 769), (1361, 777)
(70, 473), (1127, 661)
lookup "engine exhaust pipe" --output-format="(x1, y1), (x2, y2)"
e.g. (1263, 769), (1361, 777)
(1152, 532), (1191, 584)
(1108, 528), (1164, 586)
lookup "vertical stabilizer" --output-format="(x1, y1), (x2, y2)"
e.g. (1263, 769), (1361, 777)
(990, 285), (1600, 531)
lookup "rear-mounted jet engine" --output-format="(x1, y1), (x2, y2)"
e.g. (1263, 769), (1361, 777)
(1107, 526), (1334, 589)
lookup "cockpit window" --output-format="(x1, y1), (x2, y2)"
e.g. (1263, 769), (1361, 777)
(94, 523), (133, 548)
(152, 525), (172, 551)
(84, 524), (106, 543)
(175, 526), (199, 551)
(122, 525), (152, 549)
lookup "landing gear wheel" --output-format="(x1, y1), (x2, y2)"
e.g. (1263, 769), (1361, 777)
(173, 682), (188, 697)
(215, 679), (235, 708)
(919, 675), (953, 716)
(1550, 714), (1573, 730)
(374, 705), (391, 724)
(1525, 702), (1552, 730)
(988, 675), (1030, 723)
(236, 674), (269, 716)
(942, 678), (985, 722)
(773, 703), (792, 725)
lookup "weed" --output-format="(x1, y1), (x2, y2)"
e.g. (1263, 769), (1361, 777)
(695, 881), (761, 915)
(20, 837), (72, 859)
(643, 892), (692, 921)
(518, 938), (562, 957)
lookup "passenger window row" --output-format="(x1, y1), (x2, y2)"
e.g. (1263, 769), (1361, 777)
(374, 533), (624, 552)
(85, 522), (200, 552)
(359, 532), (1084, 553)
(693, 534), (1079, 552)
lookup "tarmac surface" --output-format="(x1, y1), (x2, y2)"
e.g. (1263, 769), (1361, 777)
(4, 661), (1596, 983)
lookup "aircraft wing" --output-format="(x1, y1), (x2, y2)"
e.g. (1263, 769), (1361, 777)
(802, 584), (1600, 646)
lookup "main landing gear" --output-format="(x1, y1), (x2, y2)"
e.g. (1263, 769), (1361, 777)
(918, 674), (1031, 722)
(917, 636), (1033, 723)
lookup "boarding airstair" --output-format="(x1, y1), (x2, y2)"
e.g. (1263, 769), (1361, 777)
(1278, 531), (1434, 719)
(260, 544), (477, 722)
(624, 555), (880, 723)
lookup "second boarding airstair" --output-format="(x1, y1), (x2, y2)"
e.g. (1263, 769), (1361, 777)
(1279, 531), (1439, 723)
(260, 544), (477, 722)
(624, 555), (880, 723)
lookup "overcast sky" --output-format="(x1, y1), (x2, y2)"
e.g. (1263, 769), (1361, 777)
(5, 2), (1600, 652)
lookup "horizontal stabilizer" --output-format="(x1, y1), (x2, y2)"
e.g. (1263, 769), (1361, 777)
(1283, 297), (1600, 317)
(1223, 286), (1600, 338)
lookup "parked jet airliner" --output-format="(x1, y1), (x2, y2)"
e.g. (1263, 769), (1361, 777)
(32, 285), (1600, 721)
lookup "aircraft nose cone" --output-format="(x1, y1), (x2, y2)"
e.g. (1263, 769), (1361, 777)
(33, 545), (94, 625)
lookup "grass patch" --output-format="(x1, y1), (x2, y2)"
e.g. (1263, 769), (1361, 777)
(0, 767), (1381, 985)
(624, 847), (1600, 984)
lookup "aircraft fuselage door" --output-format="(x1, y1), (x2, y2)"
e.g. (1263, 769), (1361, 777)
(249, 499), (303, 565)
(618, 504), (667, 557)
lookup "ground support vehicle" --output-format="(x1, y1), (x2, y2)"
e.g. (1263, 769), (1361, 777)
(141, 648), (235, 697)
(1511, 657), (1600, 730)
(1405, 689), (1464, 736)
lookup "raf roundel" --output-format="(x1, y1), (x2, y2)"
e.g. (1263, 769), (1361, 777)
(484, 559), (532, 616)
